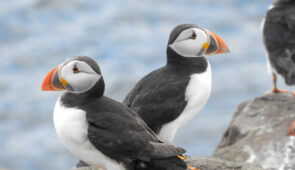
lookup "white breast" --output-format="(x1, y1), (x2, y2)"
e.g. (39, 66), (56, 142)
(261, 17), (276, 75)
(268, 4), (275, 10)
(157, 63), (212, 143)
(53, 97), (125, 170)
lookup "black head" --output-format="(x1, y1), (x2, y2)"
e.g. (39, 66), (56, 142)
(41, 56), (105, 95)
(64, 56), (102, 75)
(167, 24), (229, 58)
(167, 24), (200, 45)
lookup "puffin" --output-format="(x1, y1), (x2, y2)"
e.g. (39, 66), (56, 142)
(41, 56), (190, 170)
(262, 0), (295, 95)
(123, 24), (229, 143)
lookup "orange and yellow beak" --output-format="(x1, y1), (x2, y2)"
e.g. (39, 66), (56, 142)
(41, 66), (66, 91)
(205, 30), (230, 55)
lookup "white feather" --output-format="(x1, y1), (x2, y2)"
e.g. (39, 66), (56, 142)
(157, 63), (212, 143)
(261, 17), (276, 75)
(54, 97), (125, 170)
(61, 60), (101, 93)
(169, 28), (209, 58)
(268, 4), (275, 10)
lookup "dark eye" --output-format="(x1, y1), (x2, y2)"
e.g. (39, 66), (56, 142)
(190, 32), (197, 39)
(288, 120), (295, 136)
(73, 65), (79, 73)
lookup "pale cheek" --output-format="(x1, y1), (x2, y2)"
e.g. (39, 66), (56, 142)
(67, 74), (100, 92)
(171, 40), (202, 57)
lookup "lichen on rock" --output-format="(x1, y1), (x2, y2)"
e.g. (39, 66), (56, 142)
(214, 93), (295, 170)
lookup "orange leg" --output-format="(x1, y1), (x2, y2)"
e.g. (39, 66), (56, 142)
(265, 73), (289, 94)
(177, 156), (200, 170)
(273, 88), (289, 93)
(188, 166), (200, 170)
(178, 155), (188, 160)
(272, 73), (288, 93)
(292, 92), (295, 96)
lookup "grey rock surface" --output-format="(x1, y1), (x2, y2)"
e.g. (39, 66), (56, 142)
(213, 93), (295, 170)
(0, 168), (8, 170)
(185, 157), (264, 170)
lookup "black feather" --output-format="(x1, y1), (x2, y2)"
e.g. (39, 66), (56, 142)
(263, 1), (295, 85)
(61, 82), (187, 165)
(60, 56), (187, 169)
(149, 142), (186, 158)
(123, 47), (208, 133)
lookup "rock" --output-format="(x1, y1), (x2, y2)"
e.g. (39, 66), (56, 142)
(185, 157), (265, 170)
(74, 157), (265, 170)
(0, 168), (8, 170)
(213, 93), (295, 170)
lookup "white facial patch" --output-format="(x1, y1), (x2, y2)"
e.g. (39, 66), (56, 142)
(169, 28), (209, 57)
(60, 60), (101, 93)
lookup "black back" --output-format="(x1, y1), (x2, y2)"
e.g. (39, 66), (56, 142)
(263, 1), (295, 85)
(124, 45), (208, 133)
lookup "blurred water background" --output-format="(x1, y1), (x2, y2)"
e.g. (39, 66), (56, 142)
(1, 0), (290, 169)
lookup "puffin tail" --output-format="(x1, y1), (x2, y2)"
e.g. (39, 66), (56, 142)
(134, 156), (187, 170)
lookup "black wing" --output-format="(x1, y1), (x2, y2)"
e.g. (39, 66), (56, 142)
(83, 97), (186, 163)
(123, 66), (190, 133)
(263, 5), (295, 85)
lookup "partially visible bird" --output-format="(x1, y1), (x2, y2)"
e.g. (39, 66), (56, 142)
(123, 24), (229, 144)
(41, 56), (188, 170)
(262, 0), (295, 95)
(288, 120), (295, 136)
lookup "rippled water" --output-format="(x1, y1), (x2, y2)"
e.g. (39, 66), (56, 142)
(0, 0), (282, 169)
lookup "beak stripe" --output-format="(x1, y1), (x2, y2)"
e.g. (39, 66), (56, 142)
(202, 43), (209, 50)
(61, 78), (69, 86)
(206, 35), (218, 55)
(41, 66), (66, 91)
(41, 67), (59, 91)
(205, 30), (230, 55)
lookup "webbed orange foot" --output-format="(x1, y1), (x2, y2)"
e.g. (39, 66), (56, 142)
(188, 166), (200, 170)
(178, 155), (188, 160)
(264, 88), (289, 95)
(273, 88), (289, 94)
